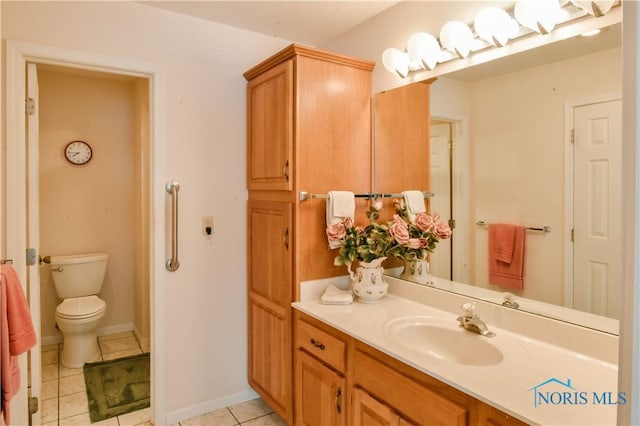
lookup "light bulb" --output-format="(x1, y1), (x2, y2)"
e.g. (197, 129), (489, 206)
(571, 0), (615, 17)
(474, 7), (519, 47)
(382, 48), (411, 78)
(407, 32), (441, 70)
(514, 0), (564, 34)
(439, 21), (473, 58)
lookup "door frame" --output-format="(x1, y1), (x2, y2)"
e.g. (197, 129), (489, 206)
(430, 112), (470, 284)
(5, 39), (168, 425)
(563, 93), (622, 310)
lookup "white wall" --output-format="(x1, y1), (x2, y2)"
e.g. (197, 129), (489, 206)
(1, 1), (292, 421)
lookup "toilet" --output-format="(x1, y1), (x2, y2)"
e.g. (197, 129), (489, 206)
(49, 252), (108, 368)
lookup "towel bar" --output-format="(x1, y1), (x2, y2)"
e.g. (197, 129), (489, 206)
(476, 220), (551, 233)
(299, 191), (434, 202)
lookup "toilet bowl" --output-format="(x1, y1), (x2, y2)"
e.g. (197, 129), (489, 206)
(55, 295), (106, 368)
(49, 253), (108, 368)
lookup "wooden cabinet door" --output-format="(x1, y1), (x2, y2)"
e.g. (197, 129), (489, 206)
(249, 297), (292, 423)
(295, 350), (346, 426)
(248, 200), (293, 423)
(352, 387), (400, 426)
(373, 81), (433, 222)
(247, 59), (293, 191)
(248, 200), (292, 306)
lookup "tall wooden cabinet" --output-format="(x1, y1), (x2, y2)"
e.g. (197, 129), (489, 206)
(245, 44), (374, 424)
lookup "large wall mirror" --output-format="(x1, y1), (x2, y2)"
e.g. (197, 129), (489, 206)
(376, 19), (622, 333)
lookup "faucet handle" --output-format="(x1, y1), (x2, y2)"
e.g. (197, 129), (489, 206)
(460, 301), (476, 318)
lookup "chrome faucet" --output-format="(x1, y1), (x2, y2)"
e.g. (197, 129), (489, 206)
(502, 292), (519, 309)
(457, 302), (495, 337)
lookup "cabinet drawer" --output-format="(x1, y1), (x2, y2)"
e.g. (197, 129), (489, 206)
(353, 350), (468, 426)
(296, 319), (346, 373)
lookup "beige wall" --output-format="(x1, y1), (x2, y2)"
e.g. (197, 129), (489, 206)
(2, 0), (291, 420)
(469, 47), (622, 306)
(38, 68), (139, 341)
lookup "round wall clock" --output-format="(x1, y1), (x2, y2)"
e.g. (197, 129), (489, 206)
(64, 140), (93, 165)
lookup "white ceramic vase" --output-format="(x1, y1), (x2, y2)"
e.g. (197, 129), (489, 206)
(349, 257), (389, 303)
(400, 258), (432, 285)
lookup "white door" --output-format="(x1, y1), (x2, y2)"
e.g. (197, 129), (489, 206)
(573, 99), (622, 319)
(26, 62), (42, 426)
(429, 121), (452, 279)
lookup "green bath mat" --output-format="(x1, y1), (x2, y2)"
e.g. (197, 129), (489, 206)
(83, 353), (150, 422)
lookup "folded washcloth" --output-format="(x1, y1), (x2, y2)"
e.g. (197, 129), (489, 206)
(402, 190), (426, 223)
(326, 191), (355, 249)
(320, 284), (353, 305)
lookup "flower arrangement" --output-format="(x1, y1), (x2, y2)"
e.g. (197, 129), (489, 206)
(385, 199), (452, 261)
(326, 201), (392, 267)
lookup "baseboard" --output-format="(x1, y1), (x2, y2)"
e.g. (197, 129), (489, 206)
(165, 388), (260, 425)
(41, 334), (62, 346)
(132, 324), (150, 352)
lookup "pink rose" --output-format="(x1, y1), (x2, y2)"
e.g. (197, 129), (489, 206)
(407, 238), (422, 249)
(434, 221), (452, 239)
(373, 200), (383, 211)
(419, 238), (430, 248)
(415, 213), (435, 233)
(326, 222), (346, 242)
(389, 214), (410, 244)
(393, 199), (404, 211)
(431, 212), (441, 222)
(343, 217), (354, 228)
(355, 225), (366, 233)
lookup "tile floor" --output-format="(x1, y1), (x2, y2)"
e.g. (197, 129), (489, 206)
(40, 331), (286, 425)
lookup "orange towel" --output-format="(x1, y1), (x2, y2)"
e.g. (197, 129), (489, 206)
(488, 224), (525, 290)
(1, 264), (37, 425)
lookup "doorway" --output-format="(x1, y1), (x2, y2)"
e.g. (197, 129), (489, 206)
(565, 97), (622, 319)
(429, 116), (470, 284)
(34, 62), (151, 422)
(5, 40), (167, 425)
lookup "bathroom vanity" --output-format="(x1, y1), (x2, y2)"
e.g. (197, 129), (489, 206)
(293, 277), (619, 426)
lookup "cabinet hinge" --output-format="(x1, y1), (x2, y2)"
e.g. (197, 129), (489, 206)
(28, 396), (39, 415)
(570, 129), (575, 144)
(448, 218), (456, 229)
(571, 228), (574, 242)
(26, 97), (36, 116)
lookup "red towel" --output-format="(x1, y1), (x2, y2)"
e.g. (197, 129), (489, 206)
(488, 224), (525, 290)
(1, 264), (37, 425)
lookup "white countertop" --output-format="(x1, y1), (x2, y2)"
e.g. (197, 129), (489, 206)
(293, 292), (619, 425)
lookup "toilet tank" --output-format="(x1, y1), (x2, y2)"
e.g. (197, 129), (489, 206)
(49, 252), (108, 299)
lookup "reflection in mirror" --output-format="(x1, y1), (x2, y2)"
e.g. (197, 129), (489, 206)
(377, 23), (622, 333)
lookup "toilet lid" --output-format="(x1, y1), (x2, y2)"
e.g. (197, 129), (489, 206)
(57, 295), (106, 318)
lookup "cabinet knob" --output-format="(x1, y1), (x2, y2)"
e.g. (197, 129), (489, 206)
(283, 228), (289, 251)
(310, 338), (325, 350)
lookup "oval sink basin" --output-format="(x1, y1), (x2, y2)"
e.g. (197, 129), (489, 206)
(386, 317), (504, 366)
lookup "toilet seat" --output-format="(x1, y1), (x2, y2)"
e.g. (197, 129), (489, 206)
(56, 295), (106, 319)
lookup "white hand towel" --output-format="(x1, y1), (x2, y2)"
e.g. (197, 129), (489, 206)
(402, 190), (426, 223)
(320, 284), (353, 305)
(326, 191), (355, 249)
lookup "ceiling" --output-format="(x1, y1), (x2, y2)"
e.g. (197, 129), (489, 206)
(141, 1), (401, 46)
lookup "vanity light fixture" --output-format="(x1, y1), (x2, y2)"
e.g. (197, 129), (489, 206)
(439, 20), (474, 58)
(407, 32), (441, 70)
(474, 7), (519, 47)
(570, 0), (615, 17)
(513, 0), (566, 34)
(381, 0), (619, 79)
